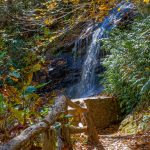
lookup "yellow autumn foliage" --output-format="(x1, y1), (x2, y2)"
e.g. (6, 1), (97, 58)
(143, 0), (150, 3)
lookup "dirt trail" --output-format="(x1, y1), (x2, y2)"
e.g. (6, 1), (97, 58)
(73, 124), (150, 150)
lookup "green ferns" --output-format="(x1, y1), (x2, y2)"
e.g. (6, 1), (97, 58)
(102, 16), (150, 114)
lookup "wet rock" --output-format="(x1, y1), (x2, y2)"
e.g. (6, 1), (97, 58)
(34, 52), (84, 92)
(34, 47), (104, 94)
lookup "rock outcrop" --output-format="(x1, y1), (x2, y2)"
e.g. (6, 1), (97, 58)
(71, 96), (120, 129)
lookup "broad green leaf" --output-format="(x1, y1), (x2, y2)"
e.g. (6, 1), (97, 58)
(64, 114), (73, 118)
(0, 51), (7, 59)
(24, 86), (37, 95)
(36, 81), (51, 89)
(9, 71), (20, 78)
(44, 28), (50, 36)
(53, 122), (61, 129)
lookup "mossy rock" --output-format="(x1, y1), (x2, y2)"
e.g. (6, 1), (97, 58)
(119, 100), (150, 134)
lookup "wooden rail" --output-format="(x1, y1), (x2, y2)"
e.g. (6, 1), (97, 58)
(0, 95), (101, 150)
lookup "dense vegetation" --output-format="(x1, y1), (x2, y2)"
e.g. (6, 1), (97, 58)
(102, 15), (150, 114)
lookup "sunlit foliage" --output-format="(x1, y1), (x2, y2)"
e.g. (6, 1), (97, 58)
(102, 16), (150, 114)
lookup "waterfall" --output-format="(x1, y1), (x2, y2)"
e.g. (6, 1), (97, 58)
(69, 1), (134, 98)
(72, 22), (94, 60)
(76, 28), (103, 97)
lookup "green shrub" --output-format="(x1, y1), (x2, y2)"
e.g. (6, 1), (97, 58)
(102, 16), (150, 114)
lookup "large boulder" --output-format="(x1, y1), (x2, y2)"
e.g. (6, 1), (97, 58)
(72, 96), (120, 129)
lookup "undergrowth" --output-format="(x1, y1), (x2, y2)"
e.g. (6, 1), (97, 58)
(102, 15), (150, 114)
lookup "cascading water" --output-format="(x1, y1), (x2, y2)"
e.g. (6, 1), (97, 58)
(69, 1), (134, 98)
(72, 23), (94, 60)
(76, 28), (103, 97)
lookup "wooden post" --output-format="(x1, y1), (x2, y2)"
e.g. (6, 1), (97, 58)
(84, 111), (99, 144)
(58, 99), (73, 150)
(84, 111), (104, 149)
(42, 128), (56, 150)
(67, 99), (87, 126)
(61, 124), (73, 150)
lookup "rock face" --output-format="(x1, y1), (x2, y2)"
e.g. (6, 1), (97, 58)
(72, 96), (120, 129)
(33, 20), (106, 97)
(34, 53), (84, 92)
(34, 43), (105, 96)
